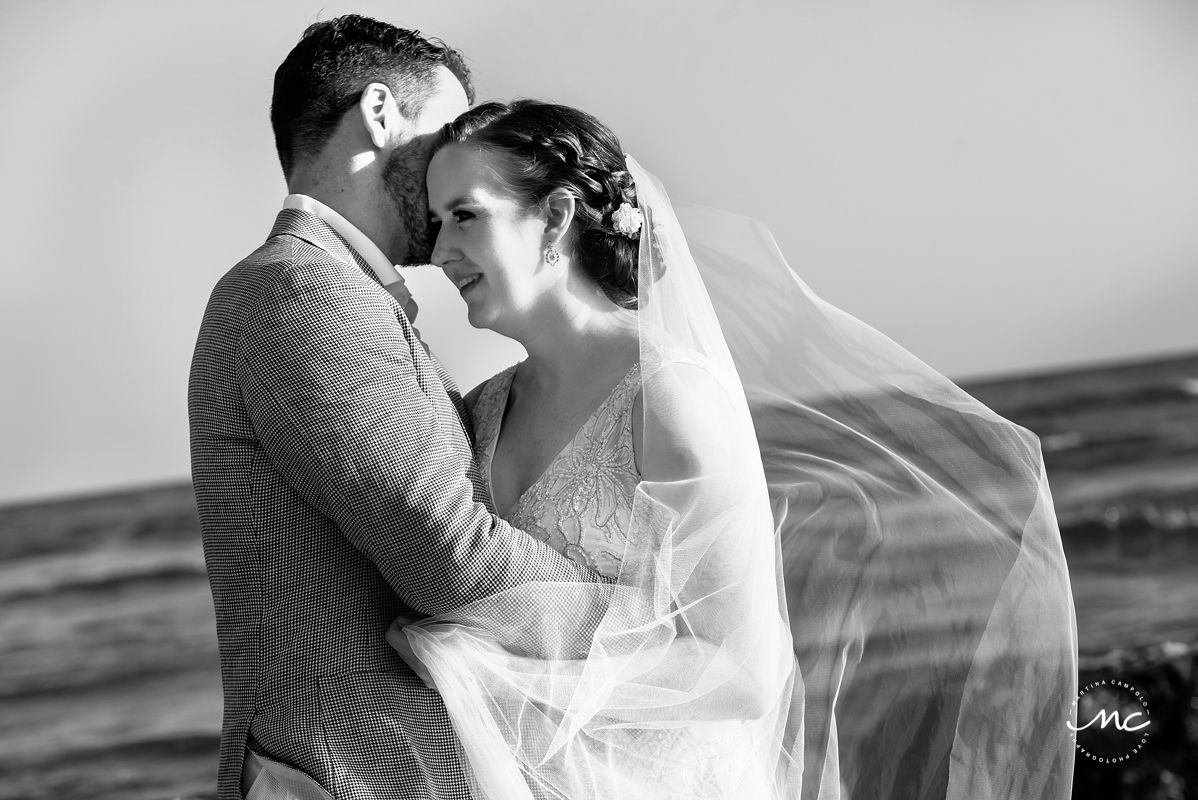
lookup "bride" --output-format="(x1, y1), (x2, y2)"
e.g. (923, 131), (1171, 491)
(389, 100), (1077, 799)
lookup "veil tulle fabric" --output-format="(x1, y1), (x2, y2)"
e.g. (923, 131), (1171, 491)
(402, 157), (1077, 799)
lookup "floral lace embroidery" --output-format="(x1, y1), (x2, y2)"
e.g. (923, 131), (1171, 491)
(471, 362), (642, 579)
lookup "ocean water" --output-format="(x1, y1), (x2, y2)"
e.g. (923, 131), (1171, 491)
(965, 352), (1198, 655)
(1, 352), (1196, 799)
(0, 486), (219, 800)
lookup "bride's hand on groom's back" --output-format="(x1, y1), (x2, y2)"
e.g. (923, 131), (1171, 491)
(384, 276), (419, 323)
(384, 277), (429, 353)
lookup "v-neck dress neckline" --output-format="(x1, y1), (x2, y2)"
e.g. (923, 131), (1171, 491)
(470, 361), (642, 578)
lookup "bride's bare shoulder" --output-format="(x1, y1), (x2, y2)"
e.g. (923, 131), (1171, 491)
(632, 348), (739, 478)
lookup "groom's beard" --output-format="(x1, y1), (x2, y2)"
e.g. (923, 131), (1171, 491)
(383, 144), (434, 266)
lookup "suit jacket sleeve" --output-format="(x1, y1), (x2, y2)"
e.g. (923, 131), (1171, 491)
(238, 268), (596, 616)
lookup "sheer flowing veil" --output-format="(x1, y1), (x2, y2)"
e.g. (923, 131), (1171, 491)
(402, 156), (1077, 799)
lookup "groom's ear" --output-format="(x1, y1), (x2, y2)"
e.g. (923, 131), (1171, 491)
(543, 189), (576, 248)
(357, 82), (404, 150)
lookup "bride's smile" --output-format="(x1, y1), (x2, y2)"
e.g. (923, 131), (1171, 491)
(453, 273), (482, 293)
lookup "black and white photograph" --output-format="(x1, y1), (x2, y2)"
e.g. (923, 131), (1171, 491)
(2, 2), (1197, 799)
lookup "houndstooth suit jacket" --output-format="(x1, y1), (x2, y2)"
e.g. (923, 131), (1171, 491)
(188, 209), (598, 800)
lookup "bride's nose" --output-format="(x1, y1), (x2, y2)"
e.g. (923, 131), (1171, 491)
(430, 226), (455, 271)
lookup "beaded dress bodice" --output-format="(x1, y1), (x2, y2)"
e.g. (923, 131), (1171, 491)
(470, 362), (642, 580)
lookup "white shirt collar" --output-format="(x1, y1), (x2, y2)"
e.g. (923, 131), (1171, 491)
(283, 194), (400, 287)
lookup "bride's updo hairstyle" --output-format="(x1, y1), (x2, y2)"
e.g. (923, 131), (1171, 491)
(434, 100), (641, 309)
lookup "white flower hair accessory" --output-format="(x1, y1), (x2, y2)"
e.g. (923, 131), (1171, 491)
(610, 202), (644, 239)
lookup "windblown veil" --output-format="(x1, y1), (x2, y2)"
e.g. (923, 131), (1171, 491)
(402, 157), (1077, 799)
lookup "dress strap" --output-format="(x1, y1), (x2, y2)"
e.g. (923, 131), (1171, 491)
(609, 361), (642, 424)
(469, 365), (520, 478)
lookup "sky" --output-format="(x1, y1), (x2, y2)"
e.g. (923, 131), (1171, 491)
(2, 0), (1197, 505)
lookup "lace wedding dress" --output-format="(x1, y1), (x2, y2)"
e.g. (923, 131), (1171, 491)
(468, 359), (771, 800)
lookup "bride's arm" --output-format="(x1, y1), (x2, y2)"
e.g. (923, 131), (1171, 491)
(616, 361), (788, 721)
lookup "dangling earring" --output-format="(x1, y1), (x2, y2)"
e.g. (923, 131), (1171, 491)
(544, 244), (561, 266)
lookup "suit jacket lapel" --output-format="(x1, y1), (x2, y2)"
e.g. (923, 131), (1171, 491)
(268, 208), (381, 287)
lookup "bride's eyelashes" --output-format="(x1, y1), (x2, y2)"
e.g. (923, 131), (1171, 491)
(429, 207), (480, 232)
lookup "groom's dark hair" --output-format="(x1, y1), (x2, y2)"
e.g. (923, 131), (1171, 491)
(271, 14), (474, 179)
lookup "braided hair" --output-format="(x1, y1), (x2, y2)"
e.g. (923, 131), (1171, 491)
(432, 100), (641, 309)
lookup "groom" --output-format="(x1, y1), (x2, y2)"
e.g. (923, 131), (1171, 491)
(189, 16), (599, 800)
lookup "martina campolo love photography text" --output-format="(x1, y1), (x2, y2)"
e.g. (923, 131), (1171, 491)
(2, 2), (1197, 800)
